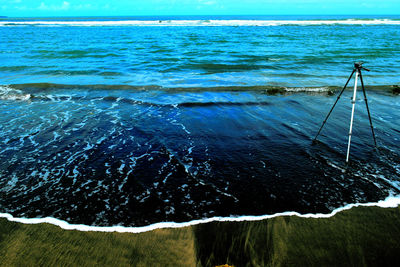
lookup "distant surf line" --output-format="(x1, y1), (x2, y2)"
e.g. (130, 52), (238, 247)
(1, 19), (400, 27)
(1, 195), (399, 234)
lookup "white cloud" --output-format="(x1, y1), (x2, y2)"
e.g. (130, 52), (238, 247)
(30, 2), (110, 12)
(38, 2), (46, 10)
(198, 0), (216, 5)
(196, 0), (224, 10)
(15, 5), (27, 10)
(38, 1), (70, 11)
(62, 1), (69, 9)
(73, 3), (92, 10)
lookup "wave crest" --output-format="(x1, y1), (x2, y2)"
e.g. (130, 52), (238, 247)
(0, 85), (31, 101)
(1, 19), (400, 27)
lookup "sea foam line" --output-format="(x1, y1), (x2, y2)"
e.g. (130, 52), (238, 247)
(1, 19), (400, 27)
(0, 195), (399, 234)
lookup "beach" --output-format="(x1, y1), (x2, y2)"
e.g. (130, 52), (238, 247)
(1, 203), (400, 266)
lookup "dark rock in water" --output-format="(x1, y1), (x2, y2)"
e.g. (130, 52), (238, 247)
(327, 89), (335, 96)
(392, 85), (400, 95)
(265, 88), (282, 95)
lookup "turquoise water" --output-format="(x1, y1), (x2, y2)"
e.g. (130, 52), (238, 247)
(1, 15), (400, 87)
(0, 16), (399, 226)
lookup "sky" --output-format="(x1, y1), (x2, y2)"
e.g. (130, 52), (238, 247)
(1, 0), (400, 17)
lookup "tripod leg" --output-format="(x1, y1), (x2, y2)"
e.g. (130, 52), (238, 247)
(359, 70), (377, 147)
(313, 69), (355, 143)
(346, 70), (359, 163)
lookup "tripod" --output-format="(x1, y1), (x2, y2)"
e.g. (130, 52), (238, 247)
(313, 62), (377, 162)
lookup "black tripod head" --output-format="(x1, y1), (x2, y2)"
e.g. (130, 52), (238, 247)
(354, 62), (370, 71)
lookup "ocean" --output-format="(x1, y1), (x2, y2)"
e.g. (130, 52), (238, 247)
(0, 15), (399, 227)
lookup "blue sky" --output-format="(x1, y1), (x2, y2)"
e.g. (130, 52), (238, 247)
(1, 0), (400, 17)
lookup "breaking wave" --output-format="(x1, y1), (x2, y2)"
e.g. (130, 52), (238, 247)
(1, 195), (399, 233)
(0, 85), (31, 101)
(1, 19), (400, 27)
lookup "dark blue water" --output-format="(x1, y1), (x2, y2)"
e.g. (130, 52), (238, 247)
(0, 16), (399, 226)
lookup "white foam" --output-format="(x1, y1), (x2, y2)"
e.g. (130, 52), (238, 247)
(0, 85), (31, 101)
(0, 195), (399, 233)
(284, 87), (330, 92)
(1, 19), (400, 27)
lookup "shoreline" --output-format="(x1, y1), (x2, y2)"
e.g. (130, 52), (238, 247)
(1, 195), (399, 233)
(1, 197), (400, 266)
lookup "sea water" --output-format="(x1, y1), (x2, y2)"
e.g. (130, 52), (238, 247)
(0, 15), (399, 226)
